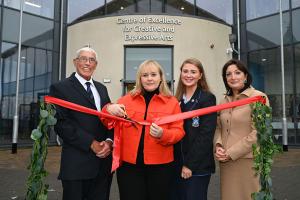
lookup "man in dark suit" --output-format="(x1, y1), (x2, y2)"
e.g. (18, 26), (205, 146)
(49, 47), (113, 200)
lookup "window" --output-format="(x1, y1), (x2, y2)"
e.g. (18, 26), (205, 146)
(165, 0), (194, 15)
(3, 0), (54, 19)
(22, 12), (54, 49)
(292, 0), (300, 8)
(150, 0), (163, 13)
(125, 47), (172, 81)
(247, 12), (291, 51)
(2, 8), (20, 44)
(292, 9), (300, 42)
(67, 0), (105, 23)
(2, 8), (54, 49)
(124, 46), (173, 93)
(107, 0), (136, 15)
(196, 0), (233, 24)
(246, 0), (289, 20)
(248, 46), (294, 122)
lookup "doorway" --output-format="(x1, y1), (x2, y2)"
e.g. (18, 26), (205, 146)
(123, 46), (173, 94)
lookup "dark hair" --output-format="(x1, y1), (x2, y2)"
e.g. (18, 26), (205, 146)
(222, 59), (252, 96)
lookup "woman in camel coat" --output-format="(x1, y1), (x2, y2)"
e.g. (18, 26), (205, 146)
(214, 59), (269, 200)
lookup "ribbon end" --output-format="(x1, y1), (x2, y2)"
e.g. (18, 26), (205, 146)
(44, 95), (50, 103)
(259, 96), (267, 105)
(111, 160), (121, 172)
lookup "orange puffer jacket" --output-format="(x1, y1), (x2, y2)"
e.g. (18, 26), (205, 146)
(115, 93), (185, 165)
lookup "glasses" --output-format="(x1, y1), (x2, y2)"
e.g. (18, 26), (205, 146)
(77, 56), (97, 64)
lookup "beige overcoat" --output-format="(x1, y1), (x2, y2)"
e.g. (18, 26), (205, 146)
(214, 87), (269, 200)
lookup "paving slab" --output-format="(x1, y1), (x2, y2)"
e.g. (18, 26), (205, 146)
(0, 146), (299, 200)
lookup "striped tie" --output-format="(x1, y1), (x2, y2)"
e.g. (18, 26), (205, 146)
(85, 82), (95, 102)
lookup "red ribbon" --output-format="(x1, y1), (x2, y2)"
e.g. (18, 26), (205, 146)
(44, 95), (266, 172)
(45, 96), (135, 124)
(153, 95), (266, 125)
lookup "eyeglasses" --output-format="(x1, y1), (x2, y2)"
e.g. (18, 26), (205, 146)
(77, 56), (97, 64)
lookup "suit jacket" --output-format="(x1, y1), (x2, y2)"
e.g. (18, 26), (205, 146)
(113, 92), (185, 164)
(49, 72), (113, 180)
(214, 87), (269, 160)
(213, 87), (269, 200)
(175, 87), (217, 174)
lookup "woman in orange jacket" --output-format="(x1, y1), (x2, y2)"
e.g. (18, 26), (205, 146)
(104, 60), (185, 200)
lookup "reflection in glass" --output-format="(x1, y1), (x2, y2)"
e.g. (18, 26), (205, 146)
(196, 0), (232, 24)
(246, 0), (289, 20)
(35, 49), (47, 76)
(125, 47), (172, 81)
(135, 0), (162, 13)
(289, 44), (300, 145)
(0, 45), (53, 144)
(247, 13), (291, 51)
(1, 1), (59, 145)
(150, 0), (163, 13)
(2, 8), (20, 44)
(137, 0), (150, 12)
(107, 0), (136, 15)
(1, 50), (18, 143)
(165, 0), (194, 15)
(3, 0), (54, 18)
(67, 0), (232, 24)
(248, 46), (300, 144)
(295, 45), (300, 95)
(2, 8), (54, 50)
(22, 13), (54, 49)
(248, 47), (294, 123)
(292, 0), (300, 8)
(20, 49), (26, 80)
(68, 0), (105, 23)
(292, 9), (300, 42)
(0, 5), (1, 31)
(1, 42), (17, 53)
(294, 45), (300, 145)
(3, 0), (20, 10)
(26, 48), (35, 79)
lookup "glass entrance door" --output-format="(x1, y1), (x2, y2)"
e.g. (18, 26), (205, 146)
(123, 46), (173, 94)
(249, 46), (300, 146)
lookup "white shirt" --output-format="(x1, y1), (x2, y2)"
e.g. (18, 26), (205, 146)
(182, 94), (191, 104)
(75, 72), (101, 111)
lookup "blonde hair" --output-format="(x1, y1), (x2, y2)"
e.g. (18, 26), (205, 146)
(130, 60), (172, 96)
(175, 58), (210, 100)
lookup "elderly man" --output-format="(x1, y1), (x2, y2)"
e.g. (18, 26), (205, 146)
(49, 47), (113, 200)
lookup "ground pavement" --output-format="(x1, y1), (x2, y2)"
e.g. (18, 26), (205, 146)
(0, 146), (299, 200)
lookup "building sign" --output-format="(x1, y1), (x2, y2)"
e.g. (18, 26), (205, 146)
(117, 16), (182, 42)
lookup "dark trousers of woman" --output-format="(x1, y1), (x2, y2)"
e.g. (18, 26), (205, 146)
(117, 162), (174, 200)
(170, 173), (211, 200)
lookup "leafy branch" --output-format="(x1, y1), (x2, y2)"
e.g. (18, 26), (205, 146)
(251, 102), (282, 200)
(25, 101), (57, 200)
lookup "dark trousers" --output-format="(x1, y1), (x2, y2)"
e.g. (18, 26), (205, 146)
(61, 172), (112, 200)
(170, 174), (211, 200)
(183, 175), (211, 200)
(117, 162), (174, 200)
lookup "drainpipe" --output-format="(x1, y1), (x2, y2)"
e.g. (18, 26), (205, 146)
(279, 0), (288, 151)
(12, 0), (24, 154)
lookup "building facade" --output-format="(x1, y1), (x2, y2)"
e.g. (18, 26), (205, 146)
(234, 0), (300, 146)
(0, 0), (66, 147)
(0, 0), (299, 147)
